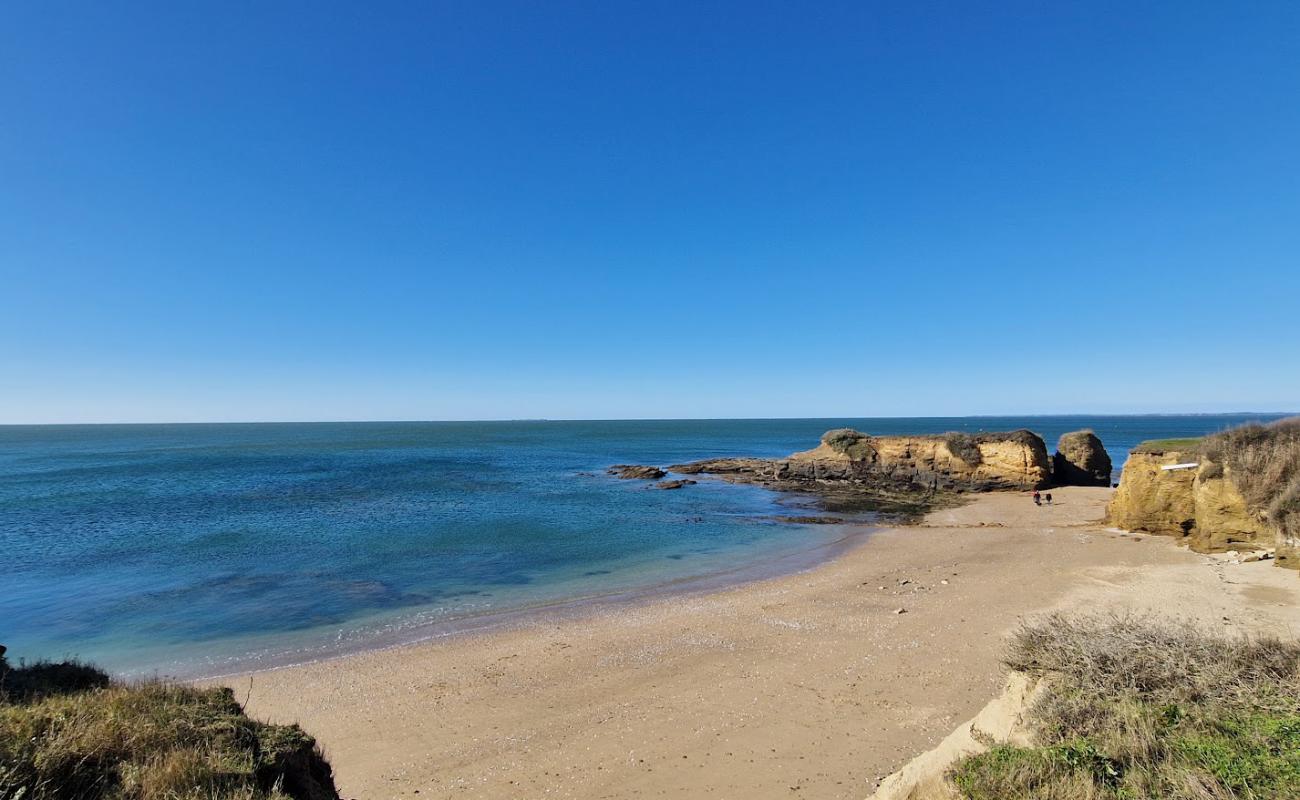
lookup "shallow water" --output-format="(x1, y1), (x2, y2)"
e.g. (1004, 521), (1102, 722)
(0, 414), (1283, 676)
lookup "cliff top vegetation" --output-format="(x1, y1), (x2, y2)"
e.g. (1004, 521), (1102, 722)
(950, 613), (1300, 799)
(1131, 437), (1204, 454)
(0, 648), (339, 800)
(1201, 417), (1300, 554)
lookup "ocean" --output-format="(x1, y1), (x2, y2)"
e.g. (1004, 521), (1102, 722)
(0, 414), (1285, 677)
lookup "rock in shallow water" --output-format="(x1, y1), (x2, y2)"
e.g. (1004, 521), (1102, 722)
(655, 479), (697, 490)
(608, 464), (667, 480)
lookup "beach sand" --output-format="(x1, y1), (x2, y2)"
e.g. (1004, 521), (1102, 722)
(226, 487), (1300, 799)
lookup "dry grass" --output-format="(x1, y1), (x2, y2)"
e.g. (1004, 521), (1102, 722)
(1201, 417), (1300, 552)
(951, 614), (1300, 800)
(1005, 613), (1300, 705)
(0, 651), (338, 800)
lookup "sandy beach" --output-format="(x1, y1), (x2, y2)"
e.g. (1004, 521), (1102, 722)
(226, 487), (1300, 799)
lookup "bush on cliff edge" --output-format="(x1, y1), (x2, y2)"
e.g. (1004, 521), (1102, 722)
(1202, 417), (1300, 554)
(0, 647), (339, 800)
(950, 614), (1300, 800)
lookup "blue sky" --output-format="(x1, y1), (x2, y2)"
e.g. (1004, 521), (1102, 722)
(2, 2), (1298, 423)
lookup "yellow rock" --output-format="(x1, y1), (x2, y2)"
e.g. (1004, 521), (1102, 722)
(786, 430), (1050, 491)
(1191, 463), (1272, 551)
(1107, 449), (1198, 538)
(1108, 448), (1271, 553)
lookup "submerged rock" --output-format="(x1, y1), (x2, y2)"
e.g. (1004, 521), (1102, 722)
(1053, 430), (1112, 486)
(608, 464), (667, 480)
(655, 479), (697, 490)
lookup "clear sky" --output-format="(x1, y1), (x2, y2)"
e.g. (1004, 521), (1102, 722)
(2, 2), (1298, 423)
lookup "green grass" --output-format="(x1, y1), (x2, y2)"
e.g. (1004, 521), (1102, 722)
(0, 650), (338, 800)
(1131, 437), (1204, 454)
(949, 614), (1300, 800)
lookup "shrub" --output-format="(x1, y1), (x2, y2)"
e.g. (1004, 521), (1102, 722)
(0, 650), (110, 703)
(820, 428), (877, 460)
(950, 614), (1300, 799)
(0, 651), (339, 800)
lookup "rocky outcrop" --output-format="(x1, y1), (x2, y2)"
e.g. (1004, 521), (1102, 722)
(676, 428), (1050, 495)
(671, 457), (771, 477)
(1053, 430), (1112, 486)
(655, 479), (696, 490)
(1199, 417), (1300, 570)
(665, 429), (1052, 517)
(1107, 447), (1199, 537)
(1107, 444), (1271, 553)
(608, 465), (666, 480)
(1192, 465), (1274, 551)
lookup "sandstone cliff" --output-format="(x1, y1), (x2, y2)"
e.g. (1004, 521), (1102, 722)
(783, 428), (1051, 492)
(670, 428), (1051, 514)
(1107, 442), (1272, 554)
(1200, 417), (1300, 569)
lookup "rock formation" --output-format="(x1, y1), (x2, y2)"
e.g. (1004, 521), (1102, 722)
(655, 479), (696, 490)
(1108, 445), (1198, 537)
(792, 428), (1052, 491)
(669, 428), (1051, 511)
(1107, 442), (1272, 553)
(608, 465), (666, 480)
(1052, 429), (1112, 486)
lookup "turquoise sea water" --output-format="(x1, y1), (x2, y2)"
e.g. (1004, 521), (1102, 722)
(0, 415), (1286, 677)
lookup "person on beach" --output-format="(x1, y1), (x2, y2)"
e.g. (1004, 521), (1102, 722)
(1033, 490), (1041, 506)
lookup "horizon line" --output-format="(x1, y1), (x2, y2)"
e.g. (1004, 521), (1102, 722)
(2, 410), (1296, 428)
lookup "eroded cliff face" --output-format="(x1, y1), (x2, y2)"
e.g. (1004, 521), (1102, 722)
(1107, 447), (1271, 553)
(1280, 528), (1300, 570)
(1107, 449), (1199, 537)
(1193, 465), (1274, 551)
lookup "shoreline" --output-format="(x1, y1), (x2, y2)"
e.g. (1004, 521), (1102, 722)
(222, 487), (1300, 799)
(193, 519), (879, 682)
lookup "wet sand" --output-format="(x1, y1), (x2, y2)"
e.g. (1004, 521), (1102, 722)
(225, 487), (1300, 799)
